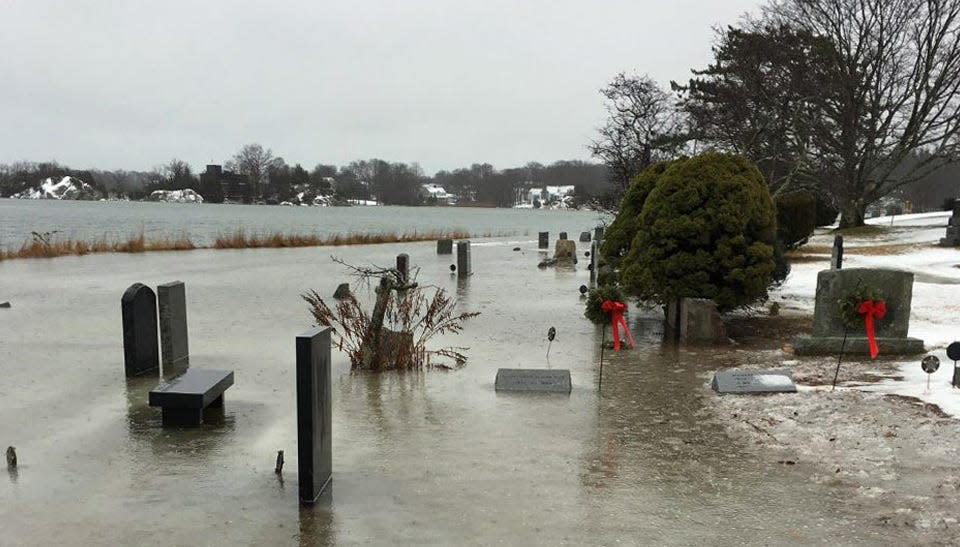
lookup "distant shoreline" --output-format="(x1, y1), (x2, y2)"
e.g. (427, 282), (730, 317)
(0, 228), (500, 263)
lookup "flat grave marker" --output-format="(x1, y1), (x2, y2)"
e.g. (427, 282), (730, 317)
(711, 370), (797, 394)
(495, 368), (571, 394)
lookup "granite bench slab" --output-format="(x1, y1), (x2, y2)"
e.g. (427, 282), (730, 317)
(149, 369), (234, 426)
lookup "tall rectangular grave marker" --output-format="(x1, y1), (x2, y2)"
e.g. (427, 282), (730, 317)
(121, 283), (160, 378)
(297, 326), (333, 504)
(830, 235), (844, 270)
(396, 253), (410, 283)
(456, 240), (471, 278)
(437, 239), (453, 255)
(157, 281), (189, 367)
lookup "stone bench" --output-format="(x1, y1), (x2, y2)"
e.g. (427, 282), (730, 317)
(149, 369), (234, 426)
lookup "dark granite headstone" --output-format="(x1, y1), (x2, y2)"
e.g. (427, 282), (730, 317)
(589, 240), (598, 286)
(297, 327), (333, 504)
(538, 232), (549, 249)
(579, 231), (591, 242)
(332, 283), (350, 300)
(0, 301), (10, 308)
(830, 235), (843, 270)
(594, 226), (604, 242)
(437, 239), (453, 255)
(941, 201), (960, 246)
(559, 232), (568, 240)
(121, 283), (159, 378)
(157, 281), (189, 367)
(494, 368), (571, 394)
(396, 253), (409, 283)
(711, 370), (797, 394)
(456, 240), (471, 279)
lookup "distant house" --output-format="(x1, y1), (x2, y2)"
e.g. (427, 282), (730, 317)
(521, 185), (576, 208)
(200, 165), (252, 204)
(421, 183), (455, 205)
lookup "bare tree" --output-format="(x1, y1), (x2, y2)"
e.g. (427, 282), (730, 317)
(589, 73), (685, 194)
(225, 143), (279, 200)
(768, 0), (960, 227)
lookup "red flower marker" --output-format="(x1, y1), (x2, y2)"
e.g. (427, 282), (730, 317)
(857, 299), (886, 359)
(601, 299), (636, 351)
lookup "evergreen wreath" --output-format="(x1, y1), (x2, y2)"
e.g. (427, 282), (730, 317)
(838, 285), (885, 330)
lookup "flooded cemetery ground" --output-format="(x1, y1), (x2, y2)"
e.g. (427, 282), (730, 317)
(1, 234), (956, 545)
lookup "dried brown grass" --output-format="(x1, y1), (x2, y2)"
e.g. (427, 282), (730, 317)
(0, 228), (480, 262)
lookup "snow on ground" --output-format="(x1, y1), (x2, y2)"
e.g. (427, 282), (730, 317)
(771, 211), (960, 416)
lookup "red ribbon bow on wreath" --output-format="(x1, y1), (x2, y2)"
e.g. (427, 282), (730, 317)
(857, 299), (886, 359)
(601, 299), (636, 352)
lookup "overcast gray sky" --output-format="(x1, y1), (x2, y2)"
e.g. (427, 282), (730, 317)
(1, 0), (761, 175)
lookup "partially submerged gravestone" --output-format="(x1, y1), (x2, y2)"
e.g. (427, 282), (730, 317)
(665, 298), (727, 345)
(554, 239), (576, 262)
(538, 231), (549, 249)
(594, 226), (604, 242)
(456, 240), (472, 278)
(437, 239), (453, 255)
(711, 370), (797, 394)
(589, 240), (598, 286)
(396, 253), (409, 283)
(940, 200), (960, 246)
(332, 283), (351, 300)
(495, 368), (572, 394)
(121, 283), (160, 377)
(794, 268), (924, 355)
(559, 232), (568, 240)
(297, 326), (333, 504)
(157, 281), (189, 368)
(579, 231), (591, 242)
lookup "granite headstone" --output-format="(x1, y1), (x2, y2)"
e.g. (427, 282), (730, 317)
(456, 240), (472, 279)
(579, 231), (591, 242)
(711, 370), (797, 394)
(121, 283), (160, 378)
(495, 368), (572, 394)
(437, 239), (453, 255)
(296, 326), (333, 504)
(396, 253), (409, 283)
(157, 281), (189, 367)
(538, 232), (549, 249)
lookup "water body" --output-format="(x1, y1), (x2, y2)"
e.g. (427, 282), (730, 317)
(0, 237), (909, 545)
(0, 199), (601, 248)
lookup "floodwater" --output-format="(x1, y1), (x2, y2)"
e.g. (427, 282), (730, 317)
(0, 235), (914, 545)
(0, 199), (599, 247)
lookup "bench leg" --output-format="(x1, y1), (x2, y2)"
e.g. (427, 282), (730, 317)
(162, 407), (203, 426)
(209, 394), (224, 408)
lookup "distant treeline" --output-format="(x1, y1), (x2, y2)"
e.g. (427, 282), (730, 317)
(0, 148), (611, 207)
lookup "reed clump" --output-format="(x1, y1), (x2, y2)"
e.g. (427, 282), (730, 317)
(0, 227), (487, 262)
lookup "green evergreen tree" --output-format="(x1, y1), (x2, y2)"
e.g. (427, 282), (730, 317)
(618, 153), (777, 311)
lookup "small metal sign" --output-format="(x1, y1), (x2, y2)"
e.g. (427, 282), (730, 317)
(922, 354), (940, 393)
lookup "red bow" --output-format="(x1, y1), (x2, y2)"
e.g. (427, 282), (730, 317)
(857, 299), (886, 359)
(601, 300), (635, 351)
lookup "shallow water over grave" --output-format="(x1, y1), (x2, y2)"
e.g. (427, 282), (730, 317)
(0, 235), (915, 545)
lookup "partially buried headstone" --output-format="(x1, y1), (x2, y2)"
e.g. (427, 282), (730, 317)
(579, 231), (591, 242)
(940, 200), (960, 246)
(121, 283), (160, 378)
(437, 239), (453, 255)
(157, 281), (189, 367)
(495, 368), (571, 394)
(296, 326), (333, 504)
(711, 370), (797, 394)
(559, 232), (568, 240)
(0, 301), (10, 308)
(396, 253), (409, 283)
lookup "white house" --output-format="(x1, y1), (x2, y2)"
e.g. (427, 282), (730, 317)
(421, 183), (455, 204)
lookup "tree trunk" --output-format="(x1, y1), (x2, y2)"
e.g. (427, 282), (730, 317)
(360, 277), (393, 370)
(838, 199), (866, 228)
